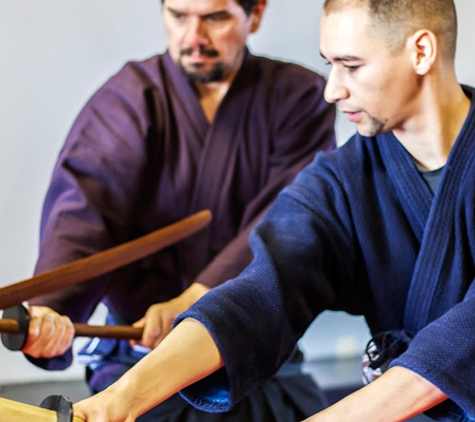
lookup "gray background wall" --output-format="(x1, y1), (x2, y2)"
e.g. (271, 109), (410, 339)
(0, 0), (473, 384)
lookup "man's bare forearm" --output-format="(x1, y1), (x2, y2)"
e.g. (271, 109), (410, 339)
(304, 366), (448, 422)
(73, 318), (224, 421)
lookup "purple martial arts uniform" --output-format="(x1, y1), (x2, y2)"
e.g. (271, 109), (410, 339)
(28, 49), (336, 421)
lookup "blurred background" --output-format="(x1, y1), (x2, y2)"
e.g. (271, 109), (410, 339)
(0, 0), (473, 404)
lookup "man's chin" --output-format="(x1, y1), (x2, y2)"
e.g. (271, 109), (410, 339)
(355, 120), (387, 138)
(356, 127), (389, 138)
(356, 126), (373, 137)
(180, 65), (224, 84)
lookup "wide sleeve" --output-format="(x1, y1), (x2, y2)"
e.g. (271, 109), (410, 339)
(193, 70), (336, 289)
(27, 65), (157, 369)
(175, 153), (357, 412)
(391, 281), (475, 419)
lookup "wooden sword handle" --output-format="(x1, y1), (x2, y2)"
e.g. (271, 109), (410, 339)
(0, 318), (144, 341)
(1, 304), (144, 350)
(0, 396), (84, 422)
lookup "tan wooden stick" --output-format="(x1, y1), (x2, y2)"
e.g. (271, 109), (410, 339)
(0, 396), (83, 422)
(0, 210), (212, 310)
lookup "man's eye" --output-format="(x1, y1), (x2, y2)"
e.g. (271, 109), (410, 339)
(170, 11), (186, 20)
(205, 13), (230, 22)
(344, 65), (359, 71)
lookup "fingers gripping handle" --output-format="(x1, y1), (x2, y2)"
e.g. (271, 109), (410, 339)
(0, 304), (145, 351)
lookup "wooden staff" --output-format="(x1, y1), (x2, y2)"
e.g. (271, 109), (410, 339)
(0, 317), (143, 341)
(0, 396), (83, 422)
(0, 210), (212, 310)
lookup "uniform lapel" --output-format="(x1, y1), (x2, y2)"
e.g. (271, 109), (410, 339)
(379, 89), (475, 334)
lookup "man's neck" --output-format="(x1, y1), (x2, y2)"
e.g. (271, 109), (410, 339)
(393, 81), (471, 171)
(194, 79), (234, 123)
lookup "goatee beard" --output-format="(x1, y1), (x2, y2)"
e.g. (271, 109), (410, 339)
(179, 62), (224, 83)
(178, 46), (224, 83)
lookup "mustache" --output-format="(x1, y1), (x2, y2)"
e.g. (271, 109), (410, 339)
(180, 46), (219, 57)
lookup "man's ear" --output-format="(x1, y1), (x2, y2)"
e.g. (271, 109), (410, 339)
(249, 0), (267, 33)
(409, 29), (438, 75)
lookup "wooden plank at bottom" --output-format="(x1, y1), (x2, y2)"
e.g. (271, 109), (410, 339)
(0, 396), (83, 421)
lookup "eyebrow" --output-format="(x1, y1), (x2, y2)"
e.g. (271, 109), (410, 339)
(319, 52), (361, 62)
(167, 6), (229, 18)
(167, 6), (182, 13)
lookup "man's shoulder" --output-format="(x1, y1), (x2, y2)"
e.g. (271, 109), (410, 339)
(106, 53), (164, 85)
(326, 133), (383, 170)
(81, 53), (168, 111)
(247, 52), (326, 84)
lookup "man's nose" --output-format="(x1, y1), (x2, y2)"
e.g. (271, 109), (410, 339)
(184, 18), (209, 47)
(324, 69), (349, 103)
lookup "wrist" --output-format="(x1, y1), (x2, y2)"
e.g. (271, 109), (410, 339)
(179, 283), (211, 307)
(106, 370), (154, 419)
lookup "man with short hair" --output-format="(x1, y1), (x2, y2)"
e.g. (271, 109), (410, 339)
(22, 0), (335, 420)
(71, 0), (475, 420)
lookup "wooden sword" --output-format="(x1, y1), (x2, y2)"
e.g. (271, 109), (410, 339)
(0, 395), (83, 422)
(0, 210), (212, 310)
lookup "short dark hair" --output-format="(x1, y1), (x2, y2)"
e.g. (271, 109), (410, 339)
(236, 0), (259, 15)
(161, 0), (258, 16)
(323, 0), (457, 59)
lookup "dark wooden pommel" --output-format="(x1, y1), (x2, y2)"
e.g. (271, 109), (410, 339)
(1, 304), (30, 351)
